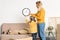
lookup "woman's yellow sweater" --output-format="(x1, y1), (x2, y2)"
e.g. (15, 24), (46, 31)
(31, 8), (45, 23)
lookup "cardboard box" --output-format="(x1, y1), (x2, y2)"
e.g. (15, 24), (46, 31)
(57, 24), (60, 34)
(57, 36), (60, 40)
(16, 37), (32, 40)
(1, 35), (32, 40)
(57, 24), (60, 40)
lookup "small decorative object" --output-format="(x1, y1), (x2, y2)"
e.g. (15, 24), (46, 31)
(48, 26), (53, 30)
(18, 32), (21, 34)
(6, 30), (10, 34)
(9, 38), (14, 40)
(2, 31), (5, 34)
(6, 29), (11, 34)
(47, 26), (54, 36)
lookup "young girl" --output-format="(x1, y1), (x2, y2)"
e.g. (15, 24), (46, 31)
(26, 16), (37, 40)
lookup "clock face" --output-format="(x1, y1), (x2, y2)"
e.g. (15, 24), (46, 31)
(22, 8), (30, 16)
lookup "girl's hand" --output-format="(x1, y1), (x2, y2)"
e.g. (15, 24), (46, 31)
(25, 19), (29, 23)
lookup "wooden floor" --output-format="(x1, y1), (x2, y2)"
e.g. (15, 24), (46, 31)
(37, 37), (56, 40)
(37, 38), (40, 40)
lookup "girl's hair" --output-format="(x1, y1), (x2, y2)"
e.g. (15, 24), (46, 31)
(30, 16), (36, 22)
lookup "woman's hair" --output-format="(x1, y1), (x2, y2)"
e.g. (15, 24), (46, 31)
(30, 16), (36, 22)
(36, 1), (42, 4)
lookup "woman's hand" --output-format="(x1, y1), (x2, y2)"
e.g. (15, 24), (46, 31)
(30, 14), (36, 17)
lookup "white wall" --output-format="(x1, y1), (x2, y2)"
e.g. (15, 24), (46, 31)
(0, 0), (60, 33)
(0, 0), (47, 25)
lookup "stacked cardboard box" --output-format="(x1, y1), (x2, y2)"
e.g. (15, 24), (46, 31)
(57, 24), (60, 40)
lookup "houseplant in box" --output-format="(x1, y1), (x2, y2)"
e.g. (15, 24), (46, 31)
(47, 26), (54, 37)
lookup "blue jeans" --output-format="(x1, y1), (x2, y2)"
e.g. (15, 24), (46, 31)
(32, 33), (37, 40)
(37, 23), (46, 40)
